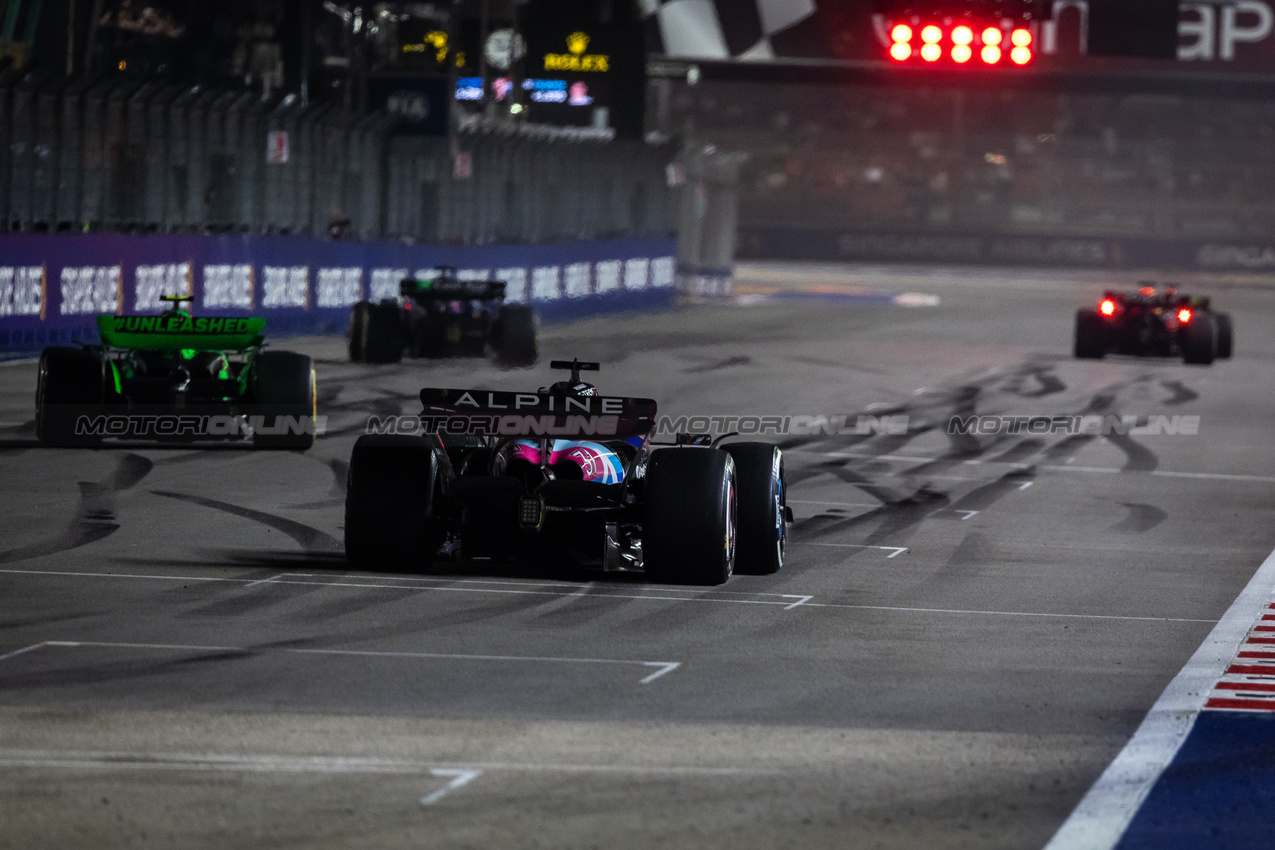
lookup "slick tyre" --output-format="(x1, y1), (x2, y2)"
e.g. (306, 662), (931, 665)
(1181, 313), (1217, 365)
(721, 443), (786, 575)
(491, 305), (538, 368)
(345, 435), (441, 571)
(351, 301), (403, 364)
(251, 351), (316, 449)
(35, 347), (105, 447)
(1215, 312), (1233, 359)
(1074, 309), (1107, 359)
(643, 449), (736, 586)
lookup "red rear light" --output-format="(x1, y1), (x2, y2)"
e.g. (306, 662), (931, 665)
(891, 24), (913, 43)
(982, 27), (1003, 45)
(952, 26), (973, 46)
(1010, 46), (1032, 64)
(921, 25), (943, 44)
(1099, 299), (1116, 316)
(403, 301), (412, 310)
(1011, 28), (1032, 47)
(952, 44), (972, 63)
(981, 44), (1001, 64)
(920, 42), (942, 61)
(890, 41), (912, 61)
(1177, 308), (1192, 323)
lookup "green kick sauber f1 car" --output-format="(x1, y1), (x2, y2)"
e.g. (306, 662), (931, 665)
(36, 296), (317, 449)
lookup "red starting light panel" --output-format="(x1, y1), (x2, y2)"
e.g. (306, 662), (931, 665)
(885, 20), (1034, 67)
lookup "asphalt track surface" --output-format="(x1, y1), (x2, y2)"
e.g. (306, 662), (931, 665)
(2, 262), (1275, 849)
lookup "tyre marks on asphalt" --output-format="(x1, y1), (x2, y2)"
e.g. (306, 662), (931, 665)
(150, 490), (341, 552)
(1110, 503), (1169, 534)
(0, 454), (153, 565)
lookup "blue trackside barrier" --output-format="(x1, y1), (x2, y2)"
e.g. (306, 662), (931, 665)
(0, 234), (676, 352)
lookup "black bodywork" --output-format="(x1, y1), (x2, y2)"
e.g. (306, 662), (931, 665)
(1074, 285), (1232, 364)
(348, 266), (537, 366)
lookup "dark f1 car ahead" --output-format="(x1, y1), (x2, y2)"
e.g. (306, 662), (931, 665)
(1074, 284), (1233, 365)
(36, 295), (316, 449)
(345, 360), (791, 585)
(348, 266), (537, 367)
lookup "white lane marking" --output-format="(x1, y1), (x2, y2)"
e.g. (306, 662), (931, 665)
(244, 574), (283, 589)
(794, 542), (908, 558)
(1044, 545), (1275, 850)
(420, 768), (483, 805)
(1018, 481), (1034, 490)
(930, 509), (979, 521)
(1150, 470), (1275, 483)
(818, 449), (1275, 484)
(781, 595), (814, 610)
(0, 568), (810, 610)
(787, 499), (880, 508)
(639, 662), (682, 685)
(801, 603), (1214, 624)
(0, 642), (46, 663)
(0, 750), (756, 776)
(32, 640), (681, 686)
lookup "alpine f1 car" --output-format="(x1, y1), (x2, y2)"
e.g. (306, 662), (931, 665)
(1074, 284), (1233, 365)
(36, 295), (317, 448)
(344, 359), (791, 585)
(348, 266), (537, 367)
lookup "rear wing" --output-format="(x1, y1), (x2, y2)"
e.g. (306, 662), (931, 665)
(98, 315), (266, 351)
(419, 388), (657, 439)
(402, 277), (506, 301)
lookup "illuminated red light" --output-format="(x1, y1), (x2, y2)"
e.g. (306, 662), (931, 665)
(890, 42), (912, 61)
(1010, 46), (1032, 64)
(891, 24), (913, 43)
(982, 27), (1003, 45)
(981, 44), (1001, 64)
(1011, 28), (1032, 47)
(952, 44), (972, 63)
(1177, 307), (1193, 323)
(920, 42), (941, 61)
(1100, 299), (1117, 316)
(952, 26), (973, 46)
(921, 25), (942, 44)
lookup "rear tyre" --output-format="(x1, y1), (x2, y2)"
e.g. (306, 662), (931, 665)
(348, 302), (369, 362)
(351, 301), (403, 363)
(1181, 313), (1217, 365)
(345, 435), (441, 571)
(721, 443), (786, 575)
(35, 347), (105, 446)
(643, 449), (736, 586)
(1215, 312), (1233, 359)
(251, 351), (316, 450)
(491, 305), (538, 368)
(1074, 309), (1107, 359)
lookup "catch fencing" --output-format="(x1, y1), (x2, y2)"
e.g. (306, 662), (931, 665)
(0, 70), (675, 245)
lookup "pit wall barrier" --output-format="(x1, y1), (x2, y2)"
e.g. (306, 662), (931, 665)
(739, 227), (1275, 273)
(0, 234), (676, 352)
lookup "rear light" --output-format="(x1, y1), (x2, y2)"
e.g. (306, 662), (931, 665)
(890, 41), (912, 60)
(952, 44), (972, 63)
(891, 24), (913, 43)
(1177, 308), (1193, 323)
(920, 42), (941, 61)
(981, 44), (1001, 64)
(1010, 46), (1032, 64)
(982, 27), (1003, 46)
(952, 26), (973, 46)
(1011, 28), (1032, 47)
(921, 25), (942, 44)
(1099, 299), (1116, 316)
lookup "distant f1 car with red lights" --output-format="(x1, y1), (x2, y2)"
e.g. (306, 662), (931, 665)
(1074, 284), (1232, 365)
(348, 266), (537, 367)
(343, 359), (791, 585)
